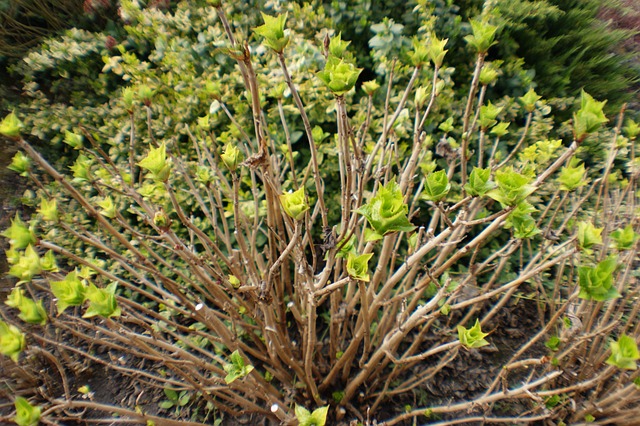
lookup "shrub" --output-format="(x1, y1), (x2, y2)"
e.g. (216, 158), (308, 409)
(2, 1), (639, 425)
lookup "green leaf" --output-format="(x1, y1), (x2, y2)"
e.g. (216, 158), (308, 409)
(50, 270), (87, 315)
(163, 388), (178, 401)
(8, 245), (42, 283)
(519, 88), (541, 113)
(220, 143), (243, 171)
(0, 320), (26, 362)
(158, 400), (175, 410)
(358, 179), (415, 236)
(623, 119), (639, 139)
(254, 13), (289, 53)
(573, 90), (608, 141)
(457, 319), (489, 349)
(5, 288), (47, 325)
(557, 162), (588, 191)
(577, 221), (603, 251)
(328, 32), (351, 60)
(295, 404), (329, 426)
(223, 350), (254, 384)
(280, 188), (310, 221)
(487, 167), (535, 207)
(464, 19), (498, 54)
(38, 198), (59, 222)
(317, 56), (362, 96)
(83, 282), (121, 318)
(346, 252), (373, 282)
(428, 33), (448, 68)
(7, 152), (31, 177)
(423, 170), (451, 202)
(610, 224), (638, 251)
(70, 153), (93, 182)
(578, 256), (620, 301)
(1, 214), (36, 249)
(13, 397), (40, 426)
(63, 131), (83, 149)
(362, 80), (380, 96)
(0, 112), (24, 138)
(464, 167), (495, 197)
(138, 143), (172, 182)
(478, 101), (502, 130)
(606, 334), (639, 370)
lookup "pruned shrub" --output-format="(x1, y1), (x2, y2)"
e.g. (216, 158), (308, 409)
(1, 1), (639, 425)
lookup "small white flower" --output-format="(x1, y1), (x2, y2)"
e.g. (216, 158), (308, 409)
(195, 303), (204, 311)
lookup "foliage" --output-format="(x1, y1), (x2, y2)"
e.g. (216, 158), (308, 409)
(1, 1), (639, 425)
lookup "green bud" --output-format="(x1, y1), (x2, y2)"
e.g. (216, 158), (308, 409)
(346, 252), (373, 282)
(487, 167), (535, 207)
(138, 85), (154, 106)
(358, 179), (415, 238)
(9, 245), (42, 283)
(606, 334), (639, 370)
(423, 170), (451, 202)
(138, 142), (172, 182)
(13, 396), (40, 426)
(64, 131), (84, 149)
(478, 101), (502, 130)
(414, 86), (430, 109)
(97, 197), (117, 219)
(197, 115), (211, 131)
(254, 13), (289, 53)
(228, 275), (241, 289)
(223, 350), (254, 384)
(519, 88), (541, 113)
(5, 288), (47, 325)
(41, 250), (58, 272)
(479, 62), (499, 85)
(464, 167), (496, 197)
(279, 187), (309, 221)
(573, 90), (608, 141)
(557, 162), (588, 191)
(220, 143), (243, 171)
(428, 33), (448, 68)
(38, 198), (59, 222)
(70, 154), (93, 182)
(329, 32), (351, 59)
(0, 320), (26, 362)
(295, 404), (329, 426)
(458, 319), (489, 349)
(362, 80), (380, 96)
(2, 214), (36, 249)
(0, 112), (24, 138)
(83, 282), (121, 318)
(317, 56), (363, 96)
(408, 37), (429, 67)
(623, 119), (639, 140)
(153, 210), (170, 228)
(578, 256), (620, 301)
(122, 87), (135, 111)
(8, 152), (31, 177)
(50, 270), (87, 315)
(577, 221), (603, 251)
(610, 224), (638, 251)
(195, 166), (213, 185)
(464, 19), (498, 54)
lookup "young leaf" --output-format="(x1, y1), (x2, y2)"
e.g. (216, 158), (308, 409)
(220, 143), (243, 171)
(358, 179), (415, 236)
(295, 404), (329, 426)
(606, 334), (639, 370)
(13, 397), (40, 426)
(138, 142), (172, 182)
(280, 188), (310, 221)
(464, 19), (498, 54)
(8, 245), (42, 283)
(5, 288), (47, 325)
(578, 256), (620, 301)
(8, 152), (31, 177)
(83, 282), (121, 318)
(346, 252), (373, 282)
(610, 224), (638, 251)
(464, 167), (495, 197)
(577, 221), (603, 252)
(223, 350), (254, 384)
(457, 319), (489, 349)
(1, 214), (36, 249)
(50, 270), (87, 315)
(573, 90), (608, 141)
(422, 170), (451, 202)
(317, 56), (363, 96)
(0, 111), (24, 138)
(254, 13), (289, 53)
(487, 167), (535, 207)
(0, 320), (26, 362)
(557, 162), (588, 191)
